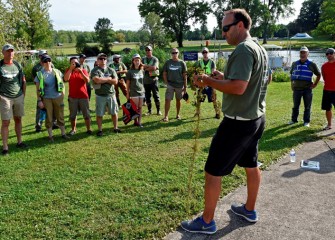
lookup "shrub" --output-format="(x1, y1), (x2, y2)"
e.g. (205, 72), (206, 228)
(272, 68), (291, 82)
(22, 59), (36, 83)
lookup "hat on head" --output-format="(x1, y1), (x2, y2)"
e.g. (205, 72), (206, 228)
(38, 50), (47, 56)
(326, 48), (335, 54)
(145, 46), (152, 51)
(132, 53), (141, 59)
(202, 47), (209, 53)
(79, 54), (86, 58)
(113, 54), (121, 60)
(41, 55), (52, 62)
(300, 46), (309, 52)
(97, 53), (107, 58)
(2, 44), (14, 52)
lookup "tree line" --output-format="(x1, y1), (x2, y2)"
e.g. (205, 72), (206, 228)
(0, 0), (334, 52)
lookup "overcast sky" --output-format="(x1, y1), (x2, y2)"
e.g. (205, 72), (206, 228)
(49, 0), (303, 31)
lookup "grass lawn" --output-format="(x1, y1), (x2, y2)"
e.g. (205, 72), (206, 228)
(0, 81), (326, 238)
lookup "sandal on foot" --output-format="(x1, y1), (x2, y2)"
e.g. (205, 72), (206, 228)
(176, 115), (182, 120)
(323, 126), (332, 130)
(161, 117), (169, 122)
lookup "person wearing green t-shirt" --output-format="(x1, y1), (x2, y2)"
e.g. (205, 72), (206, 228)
(142, 46), (161, 116)
(109, 55), (128, 106)
(0, 44), (27, 155)
(126, 54), (145, 127)
(90, 53), (121, 136)
(162, 48), (187, 122)
(181, 9), (270, 234)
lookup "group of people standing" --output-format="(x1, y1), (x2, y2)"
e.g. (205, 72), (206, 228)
(289, 46), (335, 130)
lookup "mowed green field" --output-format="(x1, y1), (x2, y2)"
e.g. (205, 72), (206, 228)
(0, 81), (326, 239)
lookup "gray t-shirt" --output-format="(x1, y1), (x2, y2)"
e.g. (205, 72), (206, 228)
(142, 56), (159, 84)
(126, 69), (145, 97)
(34, 69), (63, 99)
(90, 66), (117, 96)
(163, 59), (187, 88)
(222, 38), (269, 119)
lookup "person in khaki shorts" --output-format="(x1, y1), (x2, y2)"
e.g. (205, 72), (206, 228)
(0, 43), (27, 155)
(162, 48), (187, 122)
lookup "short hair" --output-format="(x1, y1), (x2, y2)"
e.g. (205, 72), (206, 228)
(224, 9), (252, 30)
(69, 56), (78, 62)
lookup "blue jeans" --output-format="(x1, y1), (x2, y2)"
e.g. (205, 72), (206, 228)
(291, 89), (313, 123)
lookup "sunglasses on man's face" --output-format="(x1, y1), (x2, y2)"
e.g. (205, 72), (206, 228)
(98, 58), (107, 60)
(202, 52), (208, 54)
(43, 59), (51, 63)
(145, 49), (151, 52)
(326, 52), (334, 56)
(171, 52), (178, 54)
(222, 21), (240, 33)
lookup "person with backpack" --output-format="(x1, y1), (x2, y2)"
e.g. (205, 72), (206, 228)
(289, 46), (321, 127)
(0, 44), (27, 155)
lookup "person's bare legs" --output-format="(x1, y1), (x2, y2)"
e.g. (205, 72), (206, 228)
(1, 120), (10, 150)
(244, 167), (261, 211)
(111, 114), (118, 129)
(326, 110), (332, 128)
(176, 99), (181, 118)
(96, 116), (103, 131)
(14, 116), (23, 144)
(164, 99), (171, 121)
(70, 118), (76, 132)
(84, 118), (91, 131)
(202, 172), (222, 224)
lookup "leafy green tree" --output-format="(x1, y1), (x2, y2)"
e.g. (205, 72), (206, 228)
(140, 12), (170, 48)
(9, 0), (53, 49)
(211, 0), (294, 43)
(313, 0), (335, 40)
(114, 32), (126, 43)
(94, 17), (114, 54)
(296, 0), (323, 33)
(75, 34), (88, 54)
(138, 0), (211, 47)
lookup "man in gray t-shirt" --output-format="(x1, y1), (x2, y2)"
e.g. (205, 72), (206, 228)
(181, 9), (269, 234)
(161, 48), (187, 122)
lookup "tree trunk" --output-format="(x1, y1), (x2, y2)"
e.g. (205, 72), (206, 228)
(177, 31), (184, 48)
(262, 22), (268, 44)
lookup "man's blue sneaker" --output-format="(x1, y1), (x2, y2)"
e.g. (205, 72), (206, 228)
(181, 215), (217, 234)
(231, 204), (258, 223)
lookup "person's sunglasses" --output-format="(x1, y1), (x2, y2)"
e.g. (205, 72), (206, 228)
(202, 52), (208, 54)
(145, 49), (151, 52)
(222, 21), (240, 33)
(326, 52), (334, 56)
(43, 59), (51, 63)
(171, 52), (178, 54)
(98, 58), (107, 60)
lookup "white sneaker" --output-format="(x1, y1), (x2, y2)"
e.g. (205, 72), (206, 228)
(304, 123), (310, 127)
(288, 121), (297, 125)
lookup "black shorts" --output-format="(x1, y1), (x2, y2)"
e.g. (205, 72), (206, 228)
(321, 90), (335, 111)
(205, 115), (265, 176)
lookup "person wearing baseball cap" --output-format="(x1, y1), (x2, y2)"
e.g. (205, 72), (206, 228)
(320, 48), (335, 131)
(32, 49), (58, 132)
(109, 54), (128, 106)
(125, 53), (145, 127)
(289, 45), (321, 127)
(34, 55), (70, 142)
(0, 43), (27, 155)
(90, 53), (121, 136)
(142, 45), (161, 116)
(193, 47), (221, 119)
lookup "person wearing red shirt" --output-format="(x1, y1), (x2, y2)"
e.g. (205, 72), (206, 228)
(64, 57), (92, 135)
(321, 48), (335, 130)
